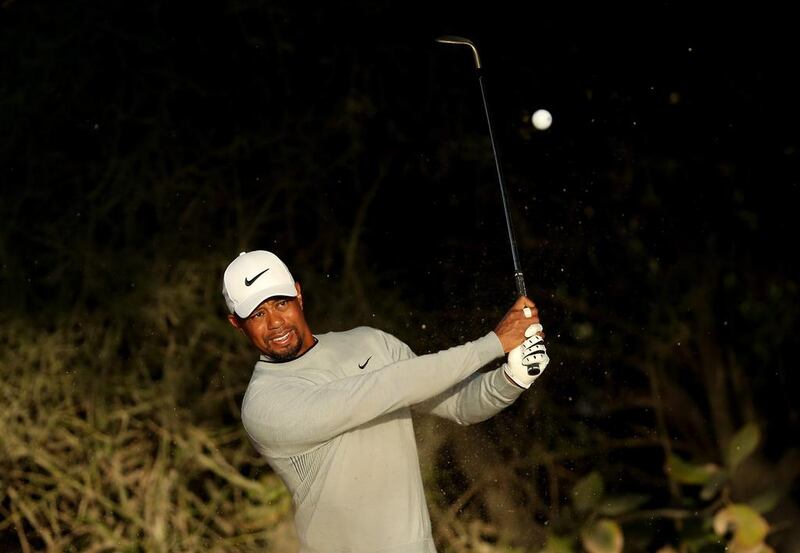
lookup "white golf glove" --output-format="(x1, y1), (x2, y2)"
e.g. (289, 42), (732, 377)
(504, 323), (550, 389)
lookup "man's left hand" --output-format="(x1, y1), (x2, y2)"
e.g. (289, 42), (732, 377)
(504, 323), (550, 389)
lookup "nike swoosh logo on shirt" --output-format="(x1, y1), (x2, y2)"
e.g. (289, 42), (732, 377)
(358, 356), (372, 370)
(244, 268), (269, 286)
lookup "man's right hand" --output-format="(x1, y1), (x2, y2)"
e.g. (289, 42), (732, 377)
(493, 296), (540, 353)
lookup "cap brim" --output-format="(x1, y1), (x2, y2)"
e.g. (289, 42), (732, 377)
(235, 284), (298, 318)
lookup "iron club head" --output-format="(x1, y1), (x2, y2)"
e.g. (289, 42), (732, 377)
(435, 35), (481, 69)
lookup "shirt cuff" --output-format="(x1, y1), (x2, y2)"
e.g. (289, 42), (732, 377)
(492, 366), (527, 400)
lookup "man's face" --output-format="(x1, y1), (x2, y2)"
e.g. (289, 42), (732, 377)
(228, 283), (315, 361)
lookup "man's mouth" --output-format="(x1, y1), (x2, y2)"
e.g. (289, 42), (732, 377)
(269, 329), (294, 347)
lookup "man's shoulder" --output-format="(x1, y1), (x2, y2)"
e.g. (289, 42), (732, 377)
(320, 326), (386, 344)
(322, 326), (414, 352)
(322, 326), (413, 357)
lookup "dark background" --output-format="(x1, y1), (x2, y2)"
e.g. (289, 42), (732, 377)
(2, 1), (799, 551)
(4, 2), (798, 314)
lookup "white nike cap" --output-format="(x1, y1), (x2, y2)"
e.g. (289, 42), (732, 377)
(222, 250), (297, 318)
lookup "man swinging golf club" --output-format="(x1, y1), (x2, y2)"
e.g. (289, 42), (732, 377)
(224, 250), (550, 553)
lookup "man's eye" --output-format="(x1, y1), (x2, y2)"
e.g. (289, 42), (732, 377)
(252, 311), (264, 318)
(277, 300), (288, 308)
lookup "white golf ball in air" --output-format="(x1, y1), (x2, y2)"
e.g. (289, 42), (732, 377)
(531, 109), (552, 130)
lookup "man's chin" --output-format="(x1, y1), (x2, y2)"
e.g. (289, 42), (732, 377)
(265, 339), (303, 361)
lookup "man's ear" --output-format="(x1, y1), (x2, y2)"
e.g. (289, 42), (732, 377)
(227, 314), (243, 331)
(295, 282), (304, 309)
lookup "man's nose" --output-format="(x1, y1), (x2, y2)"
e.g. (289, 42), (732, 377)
(267, 310), (284, 329)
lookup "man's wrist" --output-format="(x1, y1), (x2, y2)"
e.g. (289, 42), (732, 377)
(502, 365), (528, 390)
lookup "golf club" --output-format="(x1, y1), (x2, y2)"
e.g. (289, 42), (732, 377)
(436, 35), (527, 299)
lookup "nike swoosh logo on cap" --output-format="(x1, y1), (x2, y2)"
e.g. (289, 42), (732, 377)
(244, 268), (270, 286)
(358, 356), (372, 370)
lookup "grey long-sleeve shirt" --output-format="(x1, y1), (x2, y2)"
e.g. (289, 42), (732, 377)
(241, 327), (524, 553)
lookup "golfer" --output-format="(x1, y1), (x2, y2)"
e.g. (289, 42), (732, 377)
(224, 250), (549, 553)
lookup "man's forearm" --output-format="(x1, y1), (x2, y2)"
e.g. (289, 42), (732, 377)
(414, 364), (525, 425)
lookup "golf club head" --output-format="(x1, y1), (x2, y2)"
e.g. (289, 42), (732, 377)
(435, 35), (481, 69)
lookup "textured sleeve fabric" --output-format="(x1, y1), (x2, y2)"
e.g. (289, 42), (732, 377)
(242, 332), (502, 458)
(380, 331), (524, 425)
(414, 367), (525, 425)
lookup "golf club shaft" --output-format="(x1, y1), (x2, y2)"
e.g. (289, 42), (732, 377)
(477, 73), (527, 298)
(436, 36), (527, 298)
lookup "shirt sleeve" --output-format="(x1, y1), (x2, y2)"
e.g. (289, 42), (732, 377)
(241, 331), (503, 458)
(380, 331), (524, 425)
(413, 367), (525, 425)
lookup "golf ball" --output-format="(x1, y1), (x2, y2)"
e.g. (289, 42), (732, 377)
(531, 109), (552, 130)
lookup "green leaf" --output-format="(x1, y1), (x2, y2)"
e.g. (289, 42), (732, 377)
(713, 504), (769, 549)
(597, 494), (649, 516)
(572, 471), (605, 514)
(581, 519), (624, 553)
(727, 423), (761, 471)
(679, 516), (724, 550)
(700, 469), (729, 501)
(538, 534), (575, 553)
(667, 454), (720, 485)
(748, 489), (783, 514)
